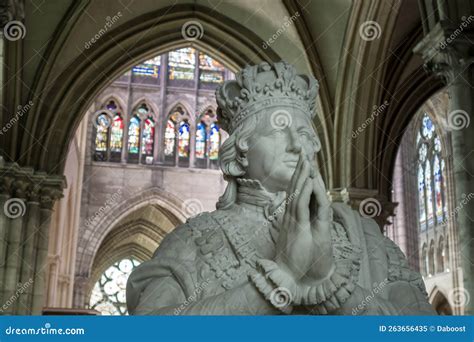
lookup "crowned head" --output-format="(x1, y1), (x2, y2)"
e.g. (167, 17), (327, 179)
(215, 62), (321, 206)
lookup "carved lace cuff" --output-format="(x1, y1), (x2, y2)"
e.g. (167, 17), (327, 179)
(250, 242), (361, 314)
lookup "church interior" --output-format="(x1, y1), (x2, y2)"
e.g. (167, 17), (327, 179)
(0, 0), (473, 315)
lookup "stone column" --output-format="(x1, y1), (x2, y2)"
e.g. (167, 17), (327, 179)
(0, 162), (64, 315)
(415, 11), (474, 313)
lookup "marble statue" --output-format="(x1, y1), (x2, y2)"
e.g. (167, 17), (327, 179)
(126, 62), (435, 315)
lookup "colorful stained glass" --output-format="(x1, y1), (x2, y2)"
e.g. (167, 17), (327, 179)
(164, 120), (176, 156)
(168, 48), (196, 80)
(89, 258), (141, 315)
(95, 114), (110, 152)
(418, 165), (426, 230)
(106, 101), (117, 111)
(128, 116), (140, 154)
(110, 115), (123, 153)
(141, 117), (155, 156)
(199, 53), (225, 83)
(425, 160), (434, 226)
(132, 56), (161, 78)
(178, 121), (190, 157)
(195, 122), (206, 159)
(434, 155), (443, 223)
(199, 53), (225, 71)
(421, 114), (435, 139)
(209, 123), (220, 160)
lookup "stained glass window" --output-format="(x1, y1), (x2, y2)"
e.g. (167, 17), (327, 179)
(132, 56), (161, 78)
(128, 116), (140, 154)
(168, 48), (196, 80)
(199, 53), (225, 83)
(89, 258), (141, 315)
(425, 160), (434, 226)
(416, 113), (447, 233)
(95, 114), (110, 152)
(141, 117), (155, 156)
(434, 155), (443, 223)
(418, 165), (426, 230)
(209, 123), (220, 160)
(178, 121), (190, 157)
(110, 115), (123, 153)
(196, 122), (207, 159)
(164, 120), (176, 156)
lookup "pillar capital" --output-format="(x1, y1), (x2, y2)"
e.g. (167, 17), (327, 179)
(0, 161), (66, 204)
(328, 187), (398, 229)
(414, 20), (474, 84)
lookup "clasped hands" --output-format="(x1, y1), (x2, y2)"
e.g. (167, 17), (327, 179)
(274, 151), (334, 287)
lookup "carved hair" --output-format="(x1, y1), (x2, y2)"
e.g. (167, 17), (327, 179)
(216, 115), (259, 209)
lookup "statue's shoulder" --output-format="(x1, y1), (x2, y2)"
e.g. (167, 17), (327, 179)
(153, 209), (227, 258)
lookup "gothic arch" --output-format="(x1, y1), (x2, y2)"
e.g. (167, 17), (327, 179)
(96, 95), (128, 115)
(75, 187), (187, 280)
(165, 101), (194, 123)
(20, 3), (286, 175)
(131, 97), (160, 121)
(429, 287), (453, 315)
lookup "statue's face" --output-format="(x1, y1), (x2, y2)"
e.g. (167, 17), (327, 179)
(245, 109), (319, 193)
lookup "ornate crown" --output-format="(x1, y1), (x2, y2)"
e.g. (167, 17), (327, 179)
(216, 61), (318, 133)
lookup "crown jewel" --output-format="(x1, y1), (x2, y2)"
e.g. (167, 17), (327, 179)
(216, 61), (318, 133)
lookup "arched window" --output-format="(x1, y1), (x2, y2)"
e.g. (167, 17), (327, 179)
(416, 113), (446, 231)
(141, 117), (155, 164)
(93, 100), (124, 162)
(94, 113), (110, 160)
(89, 258), (141, 315)
(195, 121), (207, 160)
(178, 121), (190, 158)
(209, 123), (220, 162)
(110, 114), (124, 161)
(127, 115), (141, 162)
(164, 118), (176, 163)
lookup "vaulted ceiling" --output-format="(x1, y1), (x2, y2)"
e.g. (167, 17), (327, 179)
(3, 0), (440, 200)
